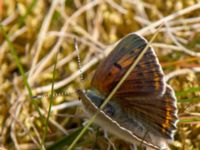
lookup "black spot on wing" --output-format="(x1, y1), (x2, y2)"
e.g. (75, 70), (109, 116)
(114, 62), (122, 70)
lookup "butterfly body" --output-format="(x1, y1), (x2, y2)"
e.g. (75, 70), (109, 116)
(78, 33), (178, 149)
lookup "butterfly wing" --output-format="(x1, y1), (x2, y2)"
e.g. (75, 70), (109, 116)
(91, 33), (165, 98)
(115, 85), (178, 140)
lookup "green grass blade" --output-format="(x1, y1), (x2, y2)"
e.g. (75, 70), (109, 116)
(0, 24), (32, 96)
(41, 51), (59, 148)
(176, 86), (200, 97)
(179, 118), (200, 123)
(0, 23), (43, 120)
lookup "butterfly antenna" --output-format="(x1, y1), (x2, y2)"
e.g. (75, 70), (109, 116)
(74, 38), (85, 91)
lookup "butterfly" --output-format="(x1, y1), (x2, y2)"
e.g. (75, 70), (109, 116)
(78, 33), (178, 150)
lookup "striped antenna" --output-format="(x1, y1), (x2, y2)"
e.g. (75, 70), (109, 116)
(74, 38), (85, 91)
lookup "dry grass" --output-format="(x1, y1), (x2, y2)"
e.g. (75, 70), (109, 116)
(0, 0), (200, 150)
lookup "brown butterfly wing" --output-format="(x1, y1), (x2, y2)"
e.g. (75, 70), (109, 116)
(91, 33), (165, 98)
(115, 85), (178, 139)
